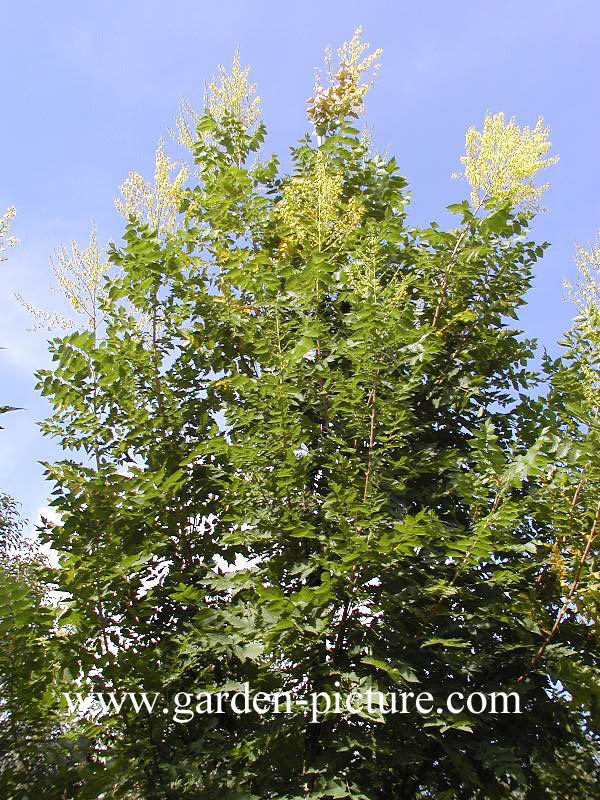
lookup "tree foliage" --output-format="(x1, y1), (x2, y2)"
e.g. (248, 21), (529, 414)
(3, 30), (599, 800)
(0, 495), (84, 797)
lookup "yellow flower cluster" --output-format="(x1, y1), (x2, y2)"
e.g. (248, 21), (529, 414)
(207, 47), (261, 130)
(564, 235), (600, 408)
(115, 140), (188, 238)
(17, 224), (108, 332)
(549, 542), (568, 587)
(174, 47), (261, 153)
(564, 235), (600, 312)
(0, 206), (17, 261)
(455, 112), (558, 211)
(306, 27), (382, 135)
(277, 153), (363, 252)
(347, 223), (411, 307)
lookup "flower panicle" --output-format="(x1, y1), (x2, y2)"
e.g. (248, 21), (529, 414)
(454, 111), (558, 212)
(0, 206), (18, 261)
(306, 27), (382, 136)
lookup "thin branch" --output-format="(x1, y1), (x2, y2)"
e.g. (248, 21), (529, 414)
(530, 499), (600, 670)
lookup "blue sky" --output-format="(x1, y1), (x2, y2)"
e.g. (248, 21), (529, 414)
(1, 1), (600, 529)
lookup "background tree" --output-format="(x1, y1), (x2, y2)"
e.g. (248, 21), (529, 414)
(0, 494), (87, 799)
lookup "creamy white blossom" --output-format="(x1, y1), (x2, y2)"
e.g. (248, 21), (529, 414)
(0, 206), (17, 261)
(173, 47), (261, 154)
(306, 27), (382, 135)
(115, 139), (188, 239)
(17, 223), (109, 332)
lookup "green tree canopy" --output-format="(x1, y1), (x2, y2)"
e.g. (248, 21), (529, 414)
(7, 30), (599, 800)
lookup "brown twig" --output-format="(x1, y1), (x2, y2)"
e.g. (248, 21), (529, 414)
(528, 499), (600, 671)
(331, 382), (377, 663)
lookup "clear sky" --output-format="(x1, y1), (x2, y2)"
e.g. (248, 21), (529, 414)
(1, 1), (599, 530)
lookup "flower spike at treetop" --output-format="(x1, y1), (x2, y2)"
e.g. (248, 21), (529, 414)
(564, 234), (600, 409)
(454, 112), (558, 212)
(115, 139), (188, 239)
(206, 46), (261, 131)
(307, 26), (382, 138)
(173, 47), (261, 155)
(564, 234), (600, 316)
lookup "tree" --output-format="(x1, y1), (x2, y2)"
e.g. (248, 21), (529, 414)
(0, 494), (88, 799)
(33, 29), (599, 799)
